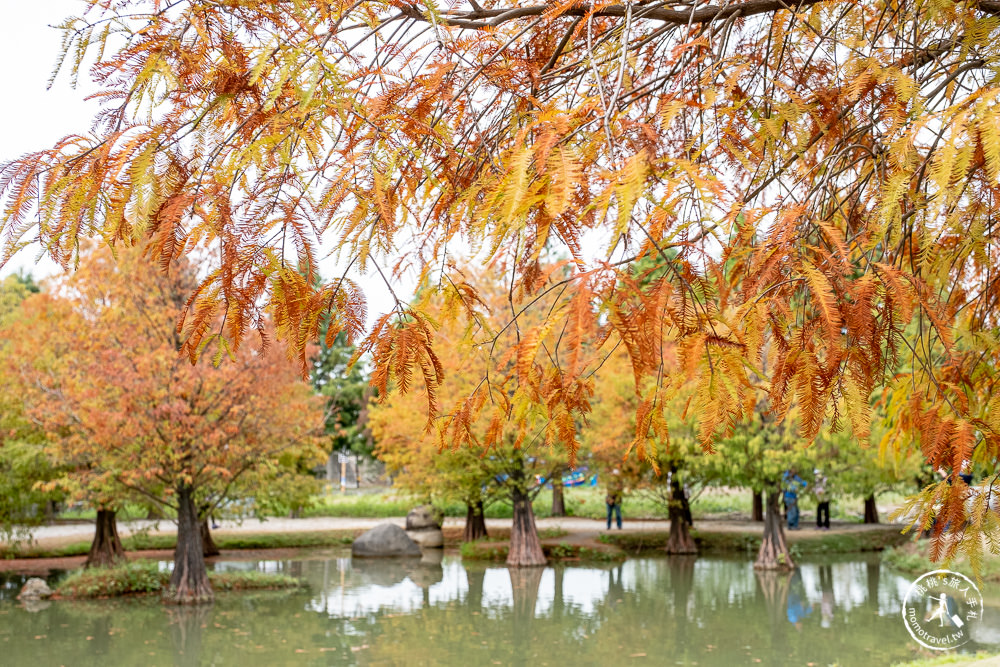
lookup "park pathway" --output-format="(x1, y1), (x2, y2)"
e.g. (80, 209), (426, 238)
(11, 514), (899, 552)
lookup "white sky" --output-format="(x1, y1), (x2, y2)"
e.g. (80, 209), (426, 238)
(0, 1), (415, 325)
(0, 1), (96, 282)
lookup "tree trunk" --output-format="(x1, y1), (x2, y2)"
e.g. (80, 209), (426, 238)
(507, 486), (546, 567)
(752, 489), (764, 522)
(551, 478), (566, 517)
(44, 500), (57, 525)
(665, 472), (697, 554)
(167, 486), (213, 604)
(755, 489), (794, 570)
(200, 518), (220, 557)
(463, 500), (488, 542)
(86, 508), (126, 569)
(863, 493), (879, 524)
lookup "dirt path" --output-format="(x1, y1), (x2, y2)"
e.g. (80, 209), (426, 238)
(8, 515), (902, 552)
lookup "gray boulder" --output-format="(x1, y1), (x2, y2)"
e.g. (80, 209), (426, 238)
(352, 523), (422, 558)
(17, 578), (53, 601)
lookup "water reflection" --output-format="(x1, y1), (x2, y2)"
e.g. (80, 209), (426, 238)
(0, 554), (997, 666)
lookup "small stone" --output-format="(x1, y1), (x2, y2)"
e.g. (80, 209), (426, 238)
(405, 505), (441, 531)
(352, 523), (422, 558)
(17, 578), (53, 601)
(406, 528), (444, 548)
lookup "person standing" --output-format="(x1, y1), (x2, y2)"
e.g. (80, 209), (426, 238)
(814, 469), (831, 530)
(606, 469), (624, 530)
(783, 469), (807, 530)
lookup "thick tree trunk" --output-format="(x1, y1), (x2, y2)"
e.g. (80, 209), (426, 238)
(463, 500), (489, 542)
(200, 518), (220, 557)
(755, 489), (794, 570)
(86, 508), (126, 569)
(507, 486), (546, 567)
(551, 479), (566, 517)
(752, 489), (764, 522)
(665, 472), (697, 554)
(863, 494), (879, 524)
(167, 486), (213, 604)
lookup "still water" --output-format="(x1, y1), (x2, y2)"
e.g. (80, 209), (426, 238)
(1, 552), (997, 666)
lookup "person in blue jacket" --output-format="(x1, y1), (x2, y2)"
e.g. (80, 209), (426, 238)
(783, 469), (808, 530)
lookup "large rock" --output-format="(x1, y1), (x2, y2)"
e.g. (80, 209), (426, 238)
(17, 578), (53, 601)
(406, 505), (441, 530)
(352, 523), (422, 558)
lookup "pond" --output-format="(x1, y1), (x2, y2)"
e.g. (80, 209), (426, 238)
(0, 552), (997, 666)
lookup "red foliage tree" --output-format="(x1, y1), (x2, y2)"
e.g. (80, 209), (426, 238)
(4, 246), (325, 601)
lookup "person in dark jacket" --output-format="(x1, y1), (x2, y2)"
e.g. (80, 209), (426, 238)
(606, 469), (624, 530)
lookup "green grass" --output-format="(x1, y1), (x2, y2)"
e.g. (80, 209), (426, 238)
(459, 539), (624, 562)
(299, 486), (908, 522)
(882, 541), (1000, 582)
(55, 560), (303, 599)
(1, 530), (356, 560)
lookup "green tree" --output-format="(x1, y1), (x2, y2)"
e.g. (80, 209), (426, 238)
(0, 273), (63, 544)
(704, 420), (812, 569)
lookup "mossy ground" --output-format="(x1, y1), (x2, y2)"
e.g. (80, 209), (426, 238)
(55, 560), (303, 599)
(882, 540), (1000, 583)
(459, 539), (624, 563)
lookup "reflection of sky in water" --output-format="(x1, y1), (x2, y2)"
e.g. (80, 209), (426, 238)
(203, 552), (1000, 649)
(280, 556), (918, 619)
(2, 552), (1000, 665)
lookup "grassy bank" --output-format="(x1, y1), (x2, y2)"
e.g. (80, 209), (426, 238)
(601, 524), (908, 555)
(883, 541), (1000, 582)
(2, 529), (357, 560)
(55, 560), (303, 599)
(460, 540), (624, 563)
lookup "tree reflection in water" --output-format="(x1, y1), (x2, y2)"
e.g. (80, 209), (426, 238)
(0, 554), (996, 665)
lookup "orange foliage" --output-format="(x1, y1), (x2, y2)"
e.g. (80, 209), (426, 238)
(3, 0), (1000, 561)
(2, 246), (325, 514)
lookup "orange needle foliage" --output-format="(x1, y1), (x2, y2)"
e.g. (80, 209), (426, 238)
(373, 262), (581, 565)
(3, 0), (1000, 564)
(3, 246), (325, 601)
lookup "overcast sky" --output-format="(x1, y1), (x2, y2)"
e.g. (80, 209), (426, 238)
(0, 1), (416, 324)
(0, 1), (98, 281)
